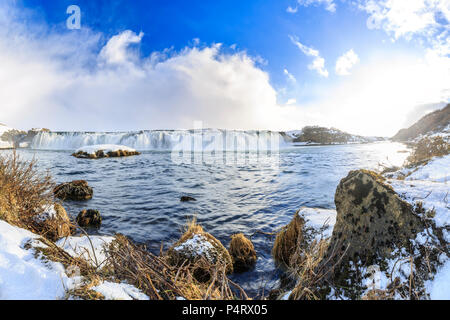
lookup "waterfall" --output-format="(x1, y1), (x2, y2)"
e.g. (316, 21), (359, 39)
(30, 130), (291, 151)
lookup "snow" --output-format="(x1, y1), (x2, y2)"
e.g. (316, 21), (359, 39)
(388, 179), (449, 230)
(91, 281), (149, 300)
(34, 204), (58, 223)
(75, 144), (137, 155)
(426, 259), (450, 300)
(56, 235), (115, 268)
(0, 124), (14, 149)
(405, 155), (450, 182)
(173, 234), (215, 261)
(297, 207), (337, 239)
(0, 220), (71, 300)
(384, 152), (449, 299)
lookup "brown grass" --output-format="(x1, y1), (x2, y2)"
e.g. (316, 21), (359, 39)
(407, 136), (450, 166)
(106, 234), (248, 300)
(272, 212), (305, 267)
(168, 218), (233, 275)
(287, 239), (330, 300)
(229, 233), (257, 272)
(0, 151), (76, 241)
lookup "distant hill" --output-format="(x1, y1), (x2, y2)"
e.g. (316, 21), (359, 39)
(285, 126), (384, 145)
(392, 104), (450, 142)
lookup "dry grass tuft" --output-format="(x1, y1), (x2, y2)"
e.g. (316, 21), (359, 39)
(288, 239), (330, 300)
(229, 233), (257, 273)
(407, 136), (450, 166)
(272, 212), (305, 267)
(168, 218), (233, 275)
(0, 151), (74, 240)
(106, 234), (248, 300)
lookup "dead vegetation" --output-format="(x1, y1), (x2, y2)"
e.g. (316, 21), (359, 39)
(106, 234), (248, 300)
(229, 233), (257, 273)
(167, 218), (233, 275)
(272, 212), (305, 267)
(0, 151), (75, 241)
(407, 136), (449, 166)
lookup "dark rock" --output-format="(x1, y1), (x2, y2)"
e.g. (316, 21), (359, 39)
(54, 180), (93, 201)
(324, 169), (424, 270)
(76, 209), (102, 228)
(180, 196), (196, 202)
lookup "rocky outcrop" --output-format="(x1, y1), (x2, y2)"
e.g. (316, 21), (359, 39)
(393, 103), (450, 141)
(229, 234), (257, 272)
(287, 126), (384, 145)
(54, 180), (93, 201)
(72, 145), (141, 159)
(324, 170), (425, 268)
(73, 149), (141, 159)
(76, 209), (102, 228)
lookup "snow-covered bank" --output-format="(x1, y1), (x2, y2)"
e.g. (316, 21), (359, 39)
(0, 124), (14, 149)
(0, 220), (71, 299)
(0, 220), (148, 300)
(56, 235), (115, 268)
(384, 154), (449, 299)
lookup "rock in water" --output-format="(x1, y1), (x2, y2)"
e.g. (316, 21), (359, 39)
(76, 209), (102, 228)
(72, 144), (141, 159)
(229, 233), (257, 272)
(180, 196), (196, 202)
(54, 180), (93, 201)
(325, 170), (424, 268)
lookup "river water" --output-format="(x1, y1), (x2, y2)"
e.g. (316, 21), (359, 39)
(2, 140), (409, 297)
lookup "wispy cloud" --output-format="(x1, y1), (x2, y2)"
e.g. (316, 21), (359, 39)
(297, 0), (337, 13)
(335, 49), (359, 76)
(284, 68), (297, 82)
(358, 0), (449, 52)
(289, 35), (329, 77)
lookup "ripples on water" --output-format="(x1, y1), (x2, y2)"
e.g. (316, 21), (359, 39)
(2, 142), (409, 296)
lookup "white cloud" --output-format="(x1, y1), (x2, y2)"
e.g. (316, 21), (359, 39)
(335, 49), (360, 76)
(289, 35), (329, 77)
(287, 6), (298, 13)
(0, 2), (298, 132)
(0, 1), (448, 137)
(297, 0), (337, 13)
(284, 68), (297, 82)
(358, 0), (450, 48)
(99, 30), (144, 66)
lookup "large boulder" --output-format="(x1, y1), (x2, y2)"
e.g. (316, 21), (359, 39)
(324, 170), (425, 268)
(54, 180), (93, 201)
(167, 221), (233, 280)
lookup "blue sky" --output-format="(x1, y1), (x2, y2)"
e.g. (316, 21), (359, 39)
(1, 0), (449, 135)
(22, 0), (416, 96)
